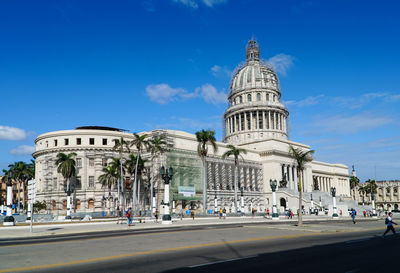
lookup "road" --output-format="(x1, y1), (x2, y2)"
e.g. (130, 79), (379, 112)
(0, 220), (397, 272)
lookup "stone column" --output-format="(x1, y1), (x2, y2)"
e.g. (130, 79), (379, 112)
(294, 167), (298, 191)
(250, 111), (253, 130)
(244, 112), (248, 132)
(263, 111), (266, 130)
(256, 111), (259, 130)
(215, 163), (220, 191)
(268, 111), (271, 130)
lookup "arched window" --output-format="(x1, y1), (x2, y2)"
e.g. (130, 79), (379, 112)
(239, 96), (243, 103)
(247, 94), (252, 102)
(266, 93), (269, 101)
(88, 199), (95, 209)
(52, 200), (57, 210)
(76, 199), (81, 210)
(257, 93), (261, 101)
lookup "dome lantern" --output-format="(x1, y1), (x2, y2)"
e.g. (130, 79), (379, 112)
(246, 39), (260, 63)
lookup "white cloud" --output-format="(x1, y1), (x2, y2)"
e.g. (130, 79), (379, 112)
(0, 125), (27, 140)
(268, 53), (294, 76)
(173, 0), (227, 8)
(311, 114), (393, 134)
(210, 65), (231, 78)
(10, 145), (35, 155)
(284, 95), (324, 107)
(146, 84), (189, 104)
(202, 0), (227, 7)
(146, 83), (227, 105)
(195, 84), (227, 104)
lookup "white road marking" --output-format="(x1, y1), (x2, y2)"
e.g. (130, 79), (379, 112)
(189, 255), (257, 268)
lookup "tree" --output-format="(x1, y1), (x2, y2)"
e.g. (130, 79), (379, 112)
(195, 129), (218, 213)
(99, 165), (119, 190)
(358, 185), (367, 205)
(148, 134), (171, 216)
(350, 176), (360, 190)
(364, 179), (377, 201)
(289, 145), (314, 227)
(222, 145), (247, 212)
(112, 137), (130, 212)
(33, 200), (47, 213)
(8, 161), (32, 212)
(130, 133), (149, 213)
(55, 152), (77, 217)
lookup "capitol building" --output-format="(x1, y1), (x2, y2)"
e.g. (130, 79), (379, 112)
(33, 40), (352, 215)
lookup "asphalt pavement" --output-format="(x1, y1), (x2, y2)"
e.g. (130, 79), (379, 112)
(0, 216), (392, 273)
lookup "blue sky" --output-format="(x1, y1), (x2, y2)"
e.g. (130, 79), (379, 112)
(1, 0), (399, 182)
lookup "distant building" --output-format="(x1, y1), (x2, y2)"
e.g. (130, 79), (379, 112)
(33, 40), (352, 215)
(352, 180), (400, 211)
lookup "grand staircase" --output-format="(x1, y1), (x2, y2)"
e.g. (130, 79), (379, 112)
(277, 188), (371, 215)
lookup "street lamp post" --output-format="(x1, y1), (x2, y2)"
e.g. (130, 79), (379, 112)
(371, 192), (377, 218)
(240, 187), (245, 215)
(331, 187), (338, 218)
(310, 193), (314, 214)
(3, 177), (15, 226)
(160, 166), (173, 225)
(152, 188), (156, 215)
(214, 195), (218, 214)
(270, 179), (279, 220)
(64, 182), (75, 220)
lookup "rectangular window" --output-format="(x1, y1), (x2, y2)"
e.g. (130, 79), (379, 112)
(89, 138), (95, 145)
(102, 158), (107, 167)
(89, 176), (94, 188)
(64, 138), (69, 145)
(102, 138), (107, 145)
(76, 158), (82, 168)
(75, 176), (82, 189)
(76, 138), (81, 145)
(54, 139), (58, 146)
(89, 158), (94, 167)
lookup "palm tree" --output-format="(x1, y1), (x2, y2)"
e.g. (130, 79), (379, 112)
(99, 165), (119, 214)
(148, 134), (171, 216)
(99, 165), (119, 189)
(130, 133), (149, 213)
(364, 179), (377, 203)
(8, 161), (31, 213)
(358, 185), (366, 205)
(112, 137), (130, 212)
(55, 152), (77, 218)
(195, 129), (218, 213)
(289, 145), (314, 227)
(222, 145), (247, 212)
(350, 176), (360, 190)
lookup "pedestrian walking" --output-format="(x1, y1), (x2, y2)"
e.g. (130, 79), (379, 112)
(351, 209), (357, 224)
(267, 208), (270, 216)
(127, 207), (133, 226)
(383, 212), (397, 237)
(223, 208), (226, 219)
(219, 208), (223, 219)
(154, 210), (158, 223)
(191, 210), (195, 220)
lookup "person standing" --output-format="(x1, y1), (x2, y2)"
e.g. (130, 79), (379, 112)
(351, 209), (357, 224)
(191, 210), (195, 220)
(223, 208), (226, 219)
(383, 212), (397, 236)
(127, 207), (133, 226)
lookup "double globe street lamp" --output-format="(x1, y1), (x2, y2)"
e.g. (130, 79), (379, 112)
(270, 179), (279, 220)
(64, 182), (76, 220)
(331, 187), (339, 218)
(3, 176), (15, 226)
(160, 166), (173, 225)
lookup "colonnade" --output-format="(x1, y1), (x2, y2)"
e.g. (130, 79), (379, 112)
(225, 110), (287, 135)
(313, 176), (332, 193)
(206, 161), (263, 192)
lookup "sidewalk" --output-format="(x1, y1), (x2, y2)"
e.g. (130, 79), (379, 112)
(0, 215), (379, 239)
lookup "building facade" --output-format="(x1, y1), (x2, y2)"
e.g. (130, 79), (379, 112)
(33, 40), (352, 215)
(352, 180), (400, 211)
